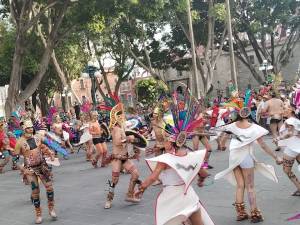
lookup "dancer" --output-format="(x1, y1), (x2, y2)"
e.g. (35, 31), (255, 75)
(263, 92), (284, 151)
(276, 116), (300, 196)
(192, 114), (213, 169)
(135, 88), (215, 225)
(14, 119), (57, 224)
(150, 106), (166, 156)
(89, 111), (108, 168)
(205, 99), (229, 151)
(77, 113), (93, 161)
(104, 103), (143, 209)
(215, 92), (282, 223)
(52, 115), (74, 154)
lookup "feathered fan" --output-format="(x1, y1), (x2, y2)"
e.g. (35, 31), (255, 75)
(160, 84), (204, 147)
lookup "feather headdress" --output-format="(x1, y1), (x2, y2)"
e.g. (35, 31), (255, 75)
(98, 92), (120, 111)
(159, 86), (204, 147)
(223, 88), (253, 118)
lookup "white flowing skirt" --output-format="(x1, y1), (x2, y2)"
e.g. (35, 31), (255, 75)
(63, 131), (70, 141)
(156, 185), (214, 225)
(78, 131), (92, 145)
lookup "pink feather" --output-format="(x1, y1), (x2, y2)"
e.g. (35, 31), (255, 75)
(287, 213), (300, 221)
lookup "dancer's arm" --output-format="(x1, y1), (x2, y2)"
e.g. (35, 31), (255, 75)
(257, 137), (282, 164)
(135, 162), (166, 197)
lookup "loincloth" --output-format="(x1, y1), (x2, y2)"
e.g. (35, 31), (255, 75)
(25, 162), (52, 182)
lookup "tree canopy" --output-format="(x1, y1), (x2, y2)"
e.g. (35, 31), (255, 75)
(0, 0), (299, 116)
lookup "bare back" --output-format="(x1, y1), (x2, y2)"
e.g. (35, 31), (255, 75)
(265, 98), (284, 118)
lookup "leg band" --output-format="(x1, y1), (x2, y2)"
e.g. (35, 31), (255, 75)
(283, 158), (295, 168)
(287, 171), (297, 180)
(47, 191), (54, 201)
(32, 198), (41, 208)
(112, 172), (120, 177)
(31, 182), (39, 191)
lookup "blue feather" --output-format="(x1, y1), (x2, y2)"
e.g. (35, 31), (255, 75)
(244, 89), (252, 107)
(43, 137), (68, 156)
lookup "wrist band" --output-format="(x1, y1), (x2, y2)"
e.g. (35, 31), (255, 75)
(138, 185), (146, 193)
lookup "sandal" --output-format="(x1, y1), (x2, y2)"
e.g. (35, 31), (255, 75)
(291, 190), (300, 196)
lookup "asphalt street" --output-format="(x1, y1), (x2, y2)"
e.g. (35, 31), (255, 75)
(0, 137), (299, 225)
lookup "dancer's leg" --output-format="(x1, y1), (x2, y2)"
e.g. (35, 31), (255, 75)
(189, 210), (204, 225)
(242, 167), (263, 223)
(100, 143), (108, 167)
(233, 167), (248, 221)
(40, 178), (57, 220)
(123, 160), (140, 203)
(104, 160), (122, 209)
(27, 174), (43, 224)
(283, 154), (300, 194)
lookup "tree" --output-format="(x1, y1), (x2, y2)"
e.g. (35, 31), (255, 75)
(83, 2), (139, 98)
(0, 19), (63, 115)
(232, 0), (300, 83)
(4, 0), (79, 116)
(123, 0), (227, 94)
(135, 77), (167, 108)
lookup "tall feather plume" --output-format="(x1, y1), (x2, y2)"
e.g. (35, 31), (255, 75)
(244, 89), (252, 107)
(183, 93), (198, 129)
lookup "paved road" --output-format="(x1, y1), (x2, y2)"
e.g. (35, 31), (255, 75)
(0, 137), (299, 225)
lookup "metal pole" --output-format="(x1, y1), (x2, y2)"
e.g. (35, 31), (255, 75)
(186, 0), (200, 98)
(225, 0), (238, 90)
(91, 76), (96, 110)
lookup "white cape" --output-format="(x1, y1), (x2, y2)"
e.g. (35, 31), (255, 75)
(215, 123), (278, 185)
(146, 150), (214, 225)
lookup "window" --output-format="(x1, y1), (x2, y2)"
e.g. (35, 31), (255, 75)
(120, 94), (127, 103)
(121, 82), (130, 92)
(177, 70), (183, 77)
(176, 86), (183, 95)
(80, 79), (85, 89)
(249, 55), (255, 64)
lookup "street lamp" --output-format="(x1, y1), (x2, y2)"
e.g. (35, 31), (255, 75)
(81, 60), (101, 109)
(259, 60), (273, 81)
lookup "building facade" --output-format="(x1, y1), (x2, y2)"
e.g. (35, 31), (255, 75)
(164, 43), (300, 97)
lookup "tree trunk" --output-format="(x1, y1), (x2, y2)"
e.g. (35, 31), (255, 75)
(96, 79), (106, 100)
(39, 91), (49, 117)
(5, 33), (24, 117)
(114, 78), (123, 95)
(18, 41), (54, 104)
(6, 1), (68, 117)
(32, 91), (37, 111)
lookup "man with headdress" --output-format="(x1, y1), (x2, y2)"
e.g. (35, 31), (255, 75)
(104, 102), (142, 209)
(150, 106), (166, 156)
(14, 119), (57, 224)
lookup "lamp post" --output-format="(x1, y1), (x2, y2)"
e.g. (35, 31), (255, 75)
(81, 60), (101, 109)
(259, 60), (273, 81)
